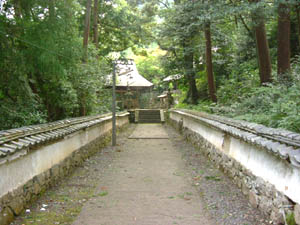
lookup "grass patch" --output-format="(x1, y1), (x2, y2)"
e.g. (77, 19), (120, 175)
(204, 175), (221, 181)
(98, 191), (108, 197)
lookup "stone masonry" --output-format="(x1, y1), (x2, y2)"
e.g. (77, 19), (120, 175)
(169, 115), (297, 225)
(0, 116), (129, 225)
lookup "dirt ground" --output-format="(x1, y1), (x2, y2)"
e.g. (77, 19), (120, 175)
(12, 124), (269, 225)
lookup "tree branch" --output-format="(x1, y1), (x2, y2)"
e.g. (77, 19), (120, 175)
(157, 0), (169, 9)
(239, 15), (253, 37)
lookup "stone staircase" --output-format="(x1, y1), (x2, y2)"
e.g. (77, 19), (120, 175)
(136, 109), (163, 123)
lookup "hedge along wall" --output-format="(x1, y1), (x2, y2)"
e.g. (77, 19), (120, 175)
(169, 109), (300, 225)
(0, 112), (129, 225)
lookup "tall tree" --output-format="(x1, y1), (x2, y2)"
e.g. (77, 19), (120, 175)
(183, 40), (199, 104)
(277, 1), (291, 79)
(204, 21), (217, 102)
(12, 0), (22, 19)
(296, 4), (300, 48)
(83, 0), (92, 61)
(93, 0), (99, 49)
(49, 0), (55, 20)
(249, 0), (272, 84)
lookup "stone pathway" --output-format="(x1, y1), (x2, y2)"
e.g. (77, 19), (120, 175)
(12, 124), (268, 225)
(73, 124), (213, 225)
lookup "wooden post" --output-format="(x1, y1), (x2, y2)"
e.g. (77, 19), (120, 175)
(112, 62), (116, 146)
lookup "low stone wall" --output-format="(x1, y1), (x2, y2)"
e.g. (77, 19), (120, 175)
(0, 113), (129, 225)
(169, 109), (300, 224)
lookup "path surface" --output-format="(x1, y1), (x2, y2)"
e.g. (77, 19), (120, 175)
(73, 124), (213, 225)
(12, 124), (268, 225)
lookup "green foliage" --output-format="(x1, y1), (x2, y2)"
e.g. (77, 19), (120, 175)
(2, 0), (300, 134)
(286, 212), (296, 225)
(0, 99), (47, 130)
(134, 45), (166, 91)
(0, 0), (151, 130)
(222, 63), (300, 133)
(156, 0), (300, 133)
(176, 54), (300, 133)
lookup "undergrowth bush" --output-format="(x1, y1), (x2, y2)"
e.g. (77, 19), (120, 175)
(177, 59), (300, 133)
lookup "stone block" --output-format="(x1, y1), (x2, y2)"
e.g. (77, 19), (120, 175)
(9, 197), (24, 215)
(0, 194), (11, 205)
(242, 182), (249, 196)
(24, 189), (32, 203)
(0, 207), (14, 225)
(12, 187), (23, 199)
(259, 196), (272, 216)
(270, 208), (284, 225)
(36, 173), (46, 185)
(51, 165), (60, 178)
(295, 204), (300, 225)
(273, 194), (290, 208)
(249, 191), (259, 208)
(33, 181), (41, 195)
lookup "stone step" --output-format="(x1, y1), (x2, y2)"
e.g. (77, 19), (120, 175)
(139, 112), (161, 116)
(139, 115), (161, 119)
(138, 120), (161, 123)
(136, 109), (162, 123)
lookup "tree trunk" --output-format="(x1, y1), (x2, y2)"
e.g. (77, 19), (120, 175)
(204, 22), (217, 102)
(277, 2), (290, 79)
(93, 0), (99, 49)
(49, 0), (55, 20)
(79, 94), (87, 116)
(249, 0), (272, 84)
(13, 0), (22, 19)
(183, 44), (199, 104)
(296, 4), (300, 53)
(83, 0), (92, 61)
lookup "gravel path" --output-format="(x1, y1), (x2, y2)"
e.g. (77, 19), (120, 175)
(12, 124), (269, 225)
(73, 124), (213, 225)
(164, 125), (269, 225)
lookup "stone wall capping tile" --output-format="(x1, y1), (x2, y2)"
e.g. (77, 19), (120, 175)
(5, 130), (18, 134)
(172, 109), (300, 162)
(254, 137), (269, 147)
(35, 135), (48, 141)
(289, 150), (300, 167)
(274, 146), (289, 159)
(11, 141), (26, 149)
(169, 109), (300, 222)
(266, 142), (280, 152)
(24, 137), (37, 145)
(293, 135), (300, 141)
(41, 133), (52, 139)
(0, 112), (127, 163)
(287, 133), (299, 139)
(278, 129), (293, 136)
(29, 136), (42, 143)
(250, 136), (261, 143)
(0, 113), (129, 225)
(31, 135), (43, 140)
(0, 147), (15, 155)
(245, 134), (257, 141)
(3, 144), (18, 151)
(17, 139), (30, 147)
(48, 132), (59, 138)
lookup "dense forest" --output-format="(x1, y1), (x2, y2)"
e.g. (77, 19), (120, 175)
(1, 0), (300, 133)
